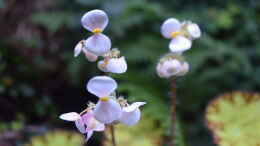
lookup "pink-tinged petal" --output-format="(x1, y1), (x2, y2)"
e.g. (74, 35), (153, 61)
(169, 36), (192, 53)
(86, 130), (94, 141)
(97, 60), (108, 72)
(85, 34), (111, 56)
(82, 48), (98, 62)
(161, 18), (181, 39)
(106, 56), (127, 74)
(123, 102), (146, 112)
(93, 99), (122, 124)
(87, 76), (117, 98)
(163, 59), (181, 77)
(75, 118), (86, 134)
(74, 41), (83, 57)
(119, 108), (141, 126)
(187, 23), (201, 39)
(81, 9), (108, 32)
(59, 112), (81, 121)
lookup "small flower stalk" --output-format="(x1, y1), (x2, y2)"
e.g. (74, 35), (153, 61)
(60, 9), (146, 143)
(157, 17), (201, 146)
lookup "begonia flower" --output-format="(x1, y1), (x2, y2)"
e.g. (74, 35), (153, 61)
(81, 10), (111, 56)
(98, 56), (127, 74)
(87, 76), (122, 124)
(119, 102), (146, 126)
(59, 110), (105, 141)
(156, 59), (181, 78)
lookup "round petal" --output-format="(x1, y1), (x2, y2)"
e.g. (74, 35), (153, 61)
(75, 118), (86, 133)
(59, 112), (81, 121)
(74, 41), (83, 57)
(156, 63), (167, 78)
(81, 9), (108, 32)
(123, 102), (146, 112)
(187, 23), (201, 39)
(85, 34), (111, 56)
(119, 108), (141, 126)
(93, 99), (122, 124)
(87, 76), (117, 98)
(82, 48), (98, 62)
(169, 36), (192, 53)
(106, 56), (127, 74)
(163, 59), (181, 76)
(97, 60), (108, 72)
(161, 18), (181, 39)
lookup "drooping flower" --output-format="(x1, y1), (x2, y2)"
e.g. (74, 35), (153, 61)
(98, 49), (127, 74)
(74, 40), (98, 62)
(87, 76), (122, 124)
(156, 59), (181, 78)
(59, 109), (105, 141)
(119, 102), (146, 126)
(81, 9), (111, 56)
(161, 18), (201, 53)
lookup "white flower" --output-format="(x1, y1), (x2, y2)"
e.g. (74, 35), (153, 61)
(87, 76), (122, 124)
(59, 110), (105, 141)
(81, 9), (111, 56)
(156, 59), (181, 78)
(161, 18), (192, 53)
(74, 40), (98, 62)
(119, 102), (146, 126)
(98, 56), (127, 74)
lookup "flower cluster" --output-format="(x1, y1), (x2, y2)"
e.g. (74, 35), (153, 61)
(74, 10), (127, 74)
(156, 18), (201, 78)
(60, 9), (145, 142)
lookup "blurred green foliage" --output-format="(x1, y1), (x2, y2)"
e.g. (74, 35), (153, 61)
(1, 0), (260, 146)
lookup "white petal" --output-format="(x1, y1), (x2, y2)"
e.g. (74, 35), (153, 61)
(162, 59), (181, 77)
(86, 130), (94, 141)
(74, 42), (83, 57)
(97, 60), (108, 72)
(93, 99), (122, 124)
(169, 36), (192, 53)
(106, 56), (127, 74)
(59, 112), (81, 121)
(119, 108), (141, 126)
(75, 118), (86, 133)
(87, 76), (117, 98)
(85, 34), (111, 56)
(82, 48), (98, 62)
(187, 23), (201, 39)
(161, 18), (181, 39)
(123, 102), (146, 112)
(81, 9), (108, 32)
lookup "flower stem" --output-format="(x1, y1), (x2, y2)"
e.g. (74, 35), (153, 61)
(110, 125), (117, 146)
(170, 78), (177, 146)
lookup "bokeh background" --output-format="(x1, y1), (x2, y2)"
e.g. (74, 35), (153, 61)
(1, 0), (260, 146)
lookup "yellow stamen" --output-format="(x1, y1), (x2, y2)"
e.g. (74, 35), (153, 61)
(171, 31), (180, 38)
(93, 28), (102, 34)
(100, 97), (109, 102)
